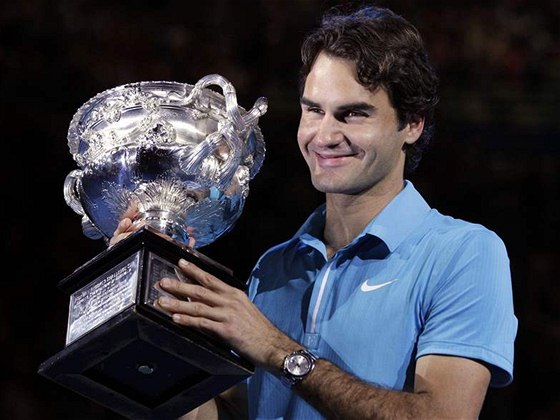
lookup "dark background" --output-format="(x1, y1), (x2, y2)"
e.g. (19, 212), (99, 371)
(1, 0), (558, 418)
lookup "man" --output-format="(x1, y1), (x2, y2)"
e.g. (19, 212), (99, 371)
(113, 5), (517, 419)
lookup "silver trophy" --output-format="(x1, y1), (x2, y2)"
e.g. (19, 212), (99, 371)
(38, 75), (267, 419)
(64, 74), (266, 247)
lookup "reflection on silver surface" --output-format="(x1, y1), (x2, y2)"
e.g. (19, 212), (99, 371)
(64, 75), (267, 248)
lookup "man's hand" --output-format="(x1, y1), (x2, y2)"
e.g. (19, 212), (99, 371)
(108, 202), (142, 246)
(156, 258), (300, 370)
(108, 202), (196, 248)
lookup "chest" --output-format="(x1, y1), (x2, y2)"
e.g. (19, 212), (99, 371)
(255, 250), (435, 386)
(306, 255), (429, 337)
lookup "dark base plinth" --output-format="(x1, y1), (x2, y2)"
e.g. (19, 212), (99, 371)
(38, 227), (253, 420)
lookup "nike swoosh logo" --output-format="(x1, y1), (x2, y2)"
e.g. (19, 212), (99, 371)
(360, 279), (397, 292)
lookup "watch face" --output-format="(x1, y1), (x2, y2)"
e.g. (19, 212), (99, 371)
(287, 354), (312, 376)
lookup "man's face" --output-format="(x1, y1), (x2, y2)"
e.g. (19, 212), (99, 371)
(297, 52), (422, 196)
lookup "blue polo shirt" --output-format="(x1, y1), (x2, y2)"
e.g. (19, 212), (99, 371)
(246, 181), (517, 419)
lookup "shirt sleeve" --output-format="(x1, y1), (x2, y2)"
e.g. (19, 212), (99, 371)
(417, 228), (518, 387)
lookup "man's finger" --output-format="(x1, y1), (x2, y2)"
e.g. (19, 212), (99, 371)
(157, 296), (226, 323)
(158, 277), (227, 307)
(177, 259), (231, 292)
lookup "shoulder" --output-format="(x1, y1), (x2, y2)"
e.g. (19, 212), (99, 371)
(423, 209), (508, 256)
(403, 210), (511, 291)
(411, 211), (513, 309)
(246, 235), (321, 304)
(254, 239), (295, 266)
(246, 239), (294, 292)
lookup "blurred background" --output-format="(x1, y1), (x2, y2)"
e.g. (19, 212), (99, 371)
(1, 0), (558, 418)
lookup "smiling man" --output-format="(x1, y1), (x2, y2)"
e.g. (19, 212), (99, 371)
(112, 5), (517, 419)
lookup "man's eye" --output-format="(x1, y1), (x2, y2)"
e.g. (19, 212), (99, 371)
(308, 107), (322, 114)
(346, 111), (367, 118)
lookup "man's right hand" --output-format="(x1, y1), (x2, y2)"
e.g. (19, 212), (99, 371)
(108, 218), (139, 246)
(108, 202), (143, 246)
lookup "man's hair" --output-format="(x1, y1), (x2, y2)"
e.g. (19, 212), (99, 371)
(299, 5), (439, 175)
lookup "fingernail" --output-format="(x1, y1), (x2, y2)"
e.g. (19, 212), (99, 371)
(179, 259), (189, 267)
(160, 278), (171, 287)
(159, 296), (170, 305)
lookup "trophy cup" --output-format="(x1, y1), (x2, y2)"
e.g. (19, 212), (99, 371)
(38, 75), (267, 419)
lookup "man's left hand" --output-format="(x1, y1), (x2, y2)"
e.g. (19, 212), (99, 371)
(156, 258), (298, 371)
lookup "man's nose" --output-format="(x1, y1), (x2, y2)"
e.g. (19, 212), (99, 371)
(314, 114), (344, 146)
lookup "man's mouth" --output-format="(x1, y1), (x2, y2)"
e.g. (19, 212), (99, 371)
(314, 151), (356, 167)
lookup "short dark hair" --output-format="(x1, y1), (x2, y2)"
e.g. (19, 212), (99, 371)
(299, 5), (439, 175)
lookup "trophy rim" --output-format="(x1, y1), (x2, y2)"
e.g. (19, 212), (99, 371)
(67, 80), (230, 147)
(66, 79), (265, 178)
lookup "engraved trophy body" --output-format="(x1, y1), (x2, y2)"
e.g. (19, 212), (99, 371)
(38, 75), (267, 419)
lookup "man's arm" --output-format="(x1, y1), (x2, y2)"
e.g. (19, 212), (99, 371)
(158, 259), (492, 419)
(178, 355), (489, 420)
(296, 354), (490, 419)
(178, 383), (247, 420)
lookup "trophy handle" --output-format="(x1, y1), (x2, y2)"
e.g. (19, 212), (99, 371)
(64, 169), (85, 216)
(179, 75), (267, 190)
(185, 74), (267, 131)
(64, 169), (104, 240)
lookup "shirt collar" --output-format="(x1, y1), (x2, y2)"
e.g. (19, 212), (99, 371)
(289, 180), (431, 254)
(362, 180), (431, 252)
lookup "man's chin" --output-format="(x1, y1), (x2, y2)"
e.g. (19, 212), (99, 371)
(311, 179), (351, 195)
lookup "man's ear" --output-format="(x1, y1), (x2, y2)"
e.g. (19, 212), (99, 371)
(403, 117), (425, 145)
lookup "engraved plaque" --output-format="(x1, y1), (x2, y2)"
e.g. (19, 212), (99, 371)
(67, 252), (140, 344)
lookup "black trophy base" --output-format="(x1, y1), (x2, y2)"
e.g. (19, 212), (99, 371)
(38, 227), (253, 420)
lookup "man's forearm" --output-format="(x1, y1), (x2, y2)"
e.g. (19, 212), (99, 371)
(178, 399), (218, 420)
(178, 387), (247, 420)
(294, 358), (430, 420)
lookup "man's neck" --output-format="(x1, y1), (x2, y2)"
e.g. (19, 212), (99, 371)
(323, 181), (405, 258)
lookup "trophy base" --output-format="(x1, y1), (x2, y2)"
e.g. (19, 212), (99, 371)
(38, 227), (253, 420)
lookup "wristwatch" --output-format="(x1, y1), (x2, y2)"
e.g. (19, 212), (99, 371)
(281, 349), (318, 388)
